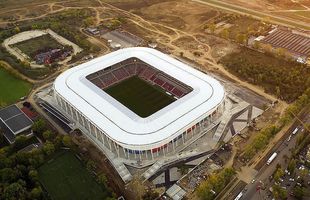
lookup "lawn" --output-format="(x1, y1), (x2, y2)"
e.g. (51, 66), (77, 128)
(38, 151), (111, 200)
(105, 76), (175, 117)
(12, 34), (63, 57)
(0, 67), (32, 106)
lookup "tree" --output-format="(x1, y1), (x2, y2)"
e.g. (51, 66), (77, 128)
(253, 41), (260, 49)
(264, 44), (273, 54)
(276, 48), (288, 59)
(287, 159), (296, 174)
(32, 119), (46, 134)
(62, 135), (73, 147)
(98, 173), (108, 187)
(83, 17), (96, 27)
(43, 141), (55, 156)
(293, 186), (305, 200)
(178, 165), (189, 175)
(274, 167), (284, 182)
(14, 26), (20, 34)
(86, 160), (96, 171)
(3, 182), (27, 200)
(236, 33), (246, 45)
(28, 148), (45, 167)
(28, 169), (39, 182)
(0, 168), (19, 183)
(272, 185), (287, 200)
(221, 29), (229, 39)
(42, 130), (55, 141)
(14, 135), (27, 149)
(208, 23), (216, 34)
(30, 187), (43, 200)
(54, 135), (64, 150)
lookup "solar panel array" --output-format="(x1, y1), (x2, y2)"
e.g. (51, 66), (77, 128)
(0, 105), (33, 134)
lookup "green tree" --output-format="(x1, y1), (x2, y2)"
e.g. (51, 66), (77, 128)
(86, 160), (96, 171)
(293, 186), (305, 200)
(30, 187), (43, 200)
(274, 167), (284, 182)
(272, 185), (287, 200)
(62, 135), (73, 147)
(178, 165), (189, 175)
(28, 148), (45, 167)
(43, 141), (55, 156)
(83, 17), (96, 27)
(0, 168), (19, 183)
(14, 135), (27, 150)
(54, 135), (64, 150)
(28, 169), (39, 182)
(32, 119), (47, 134)
(287, 159), (296, 174)
(3, 182), (27, 200)
(98, 173), (108, 187)
(42, 130), (55, 141)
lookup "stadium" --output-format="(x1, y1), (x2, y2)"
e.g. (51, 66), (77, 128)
(53, 47), (225, 161)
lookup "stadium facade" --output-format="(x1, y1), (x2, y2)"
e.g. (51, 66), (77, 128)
(53, 47), (225, 161)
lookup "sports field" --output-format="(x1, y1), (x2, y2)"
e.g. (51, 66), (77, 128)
(105, 76), (175, 117)
(0, 67), (32, 106)
(12, 34), (63, 57)
(38, 151), (112, 200)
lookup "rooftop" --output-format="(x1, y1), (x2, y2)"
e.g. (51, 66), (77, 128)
(0, 105), (33, 143)
(54, 47), (225, 149)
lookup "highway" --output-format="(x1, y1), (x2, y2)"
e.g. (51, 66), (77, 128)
(240, 111), (310, 200)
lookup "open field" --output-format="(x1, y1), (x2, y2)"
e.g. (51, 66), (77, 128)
(195, 0), (310, 30)
(105, 76), (175, 117)
(222, 0), (309, 11)
(0, 66), (32, 106)
(12, 34), (63, 57)
(38, 151), (111, 200)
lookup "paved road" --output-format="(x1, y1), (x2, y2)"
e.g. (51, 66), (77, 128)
(193, 0), (310, 30)
(240, 111), (310, 200)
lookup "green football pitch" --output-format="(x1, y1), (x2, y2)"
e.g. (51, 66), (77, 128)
(38, 151), (112, 200)
(105, 76), (175, 117)
(0, 67), (32, 106)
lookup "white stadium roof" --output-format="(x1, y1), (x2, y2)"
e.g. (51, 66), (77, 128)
(54, 47), (225, 150)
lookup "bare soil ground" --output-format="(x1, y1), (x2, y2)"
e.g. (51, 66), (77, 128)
(221, 0), (310, 24)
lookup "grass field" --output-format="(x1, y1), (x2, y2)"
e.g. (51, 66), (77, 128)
(0, 67), (32, 106)
(105, 76), (175, 117)
(12, 34), (63, 57)
(38, 151), (111, 200)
